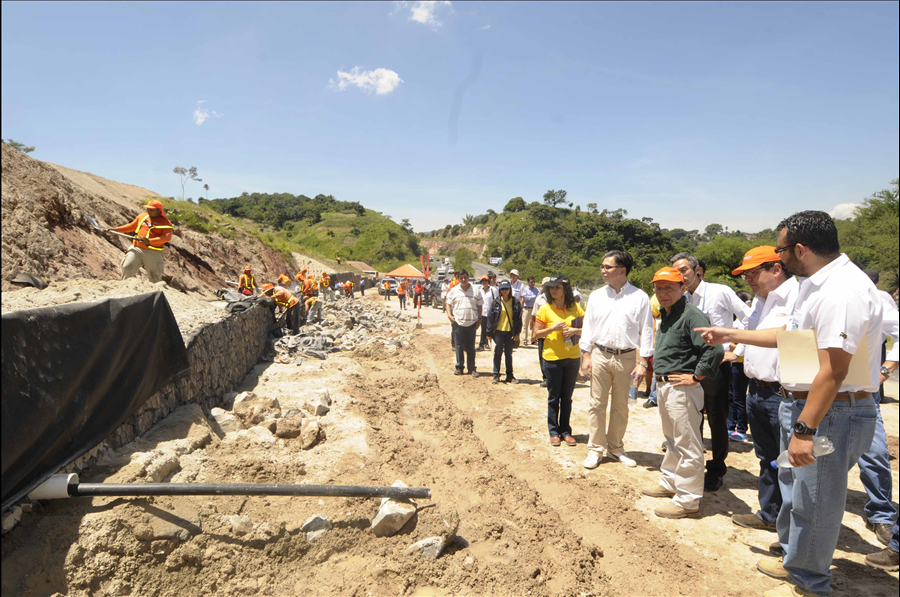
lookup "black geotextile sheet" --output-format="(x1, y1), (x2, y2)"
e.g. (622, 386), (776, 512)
(1, 292), (189, 510)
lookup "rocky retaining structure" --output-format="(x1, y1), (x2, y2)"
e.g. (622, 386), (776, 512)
(62, 302), (274, 474)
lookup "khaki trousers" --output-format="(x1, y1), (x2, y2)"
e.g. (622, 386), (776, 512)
(523, 308), (534, 343)
(121, 246), (165, 283)
(657, 382), (704, 510)
(587, 349), (636, 456)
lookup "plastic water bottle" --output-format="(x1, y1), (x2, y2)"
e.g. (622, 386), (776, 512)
(771, 436), (834, 469)
(629, 375), (639, 400)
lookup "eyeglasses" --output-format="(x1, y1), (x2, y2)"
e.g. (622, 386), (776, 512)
(774, 243), (798, 255)
(741, 266), (765, 280)
(600, 265), (621, 271)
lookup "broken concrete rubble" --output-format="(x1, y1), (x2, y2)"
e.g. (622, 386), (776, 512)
(301, 514), (333, 542)
(209, 407), (243, 436)
(305, 394), (331, 416)
(371, 481), (417, 537)
(233, 396), (281, 426)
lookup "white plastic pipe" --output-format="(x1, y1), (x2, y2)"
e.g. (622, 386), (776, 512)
(27, 473), (79, 500)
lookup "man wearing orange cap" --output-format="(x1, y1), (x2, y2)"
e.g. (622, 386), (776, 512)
(277, 274), (292, 288)
(726, 246), (798, 533)
(640, 267), (723, 520)
(261, 283), (301, 334)
(238, 266), (256, 296)
(107, 199), (174, 283)
(671, 251), (751, 493)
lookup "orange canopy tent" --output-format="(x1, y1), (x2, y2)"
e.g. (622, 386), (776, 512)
(384, 264), (427, 278)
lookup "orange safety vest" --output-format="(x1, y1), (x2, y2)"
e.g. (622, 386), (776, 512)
(398, 282), (407, 295)
(320, 275), (330, 288)
(271, 287), (299, 310)
(114, 213), (174, 250)
(278, 274), (291, 286)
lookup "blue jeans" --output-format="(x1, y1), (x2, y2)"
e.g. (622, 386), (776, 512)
(492, 330), (514, 377)
(647, 376), (658, 405)
(727, 362), (749, 433)
(857, 391), (896, 525)
(890, 519), (899, 553)
(746, 383), (782, 525)
(452, 322), (477, 372)
(545, 358), (579, 437)
(777, 395), (877, 596)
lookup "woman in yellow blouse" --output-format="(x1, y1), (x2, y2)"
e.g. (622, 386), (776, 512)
(534, 274), (584, 447)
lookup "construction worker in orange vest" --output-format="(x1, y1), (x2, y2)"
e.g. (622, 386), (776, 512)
(398, 278), (408, 310)
(343, 279), (355, 299)
(277, 274), (292, 287)
(303, 275), (318, 298)
(239, 266), (256, 296)
(319, 271), (332, 301)
(449, 271), (461, 290)
(107, 199), (174, 283)
(261, 283), (301, 334)
(383, 279), (391, 301)
(305, 295), (322, 323)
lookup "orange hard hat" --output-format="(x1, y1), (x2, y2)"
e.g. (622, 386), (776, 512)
(260, 283), (275, 292)
(143, 199), (165, 216)
(651, 267), (684, 284)
(731, 246), (780, 275)
(243, 265), (252, 272)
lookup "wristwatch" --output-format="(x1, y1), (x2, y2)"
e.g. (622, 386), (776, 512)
(881, 366), (892, 377)
(692, 374), (702, 383)
(793, 421), (817, 436)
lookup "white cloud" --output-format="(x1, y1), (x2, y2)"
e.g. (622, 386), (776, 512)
(193, 100), (222, 126)
(394, 1), (452, 28)
(829, 203), (859, 220)
(481, 24), (491, 30)
(330, 67), (403, 95)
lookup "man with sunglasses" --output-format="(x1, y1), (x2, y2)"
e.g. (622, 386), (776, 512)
(728, 247), (798, 533)
(696, 211), (882, 597)
(671, 251), (752, 492)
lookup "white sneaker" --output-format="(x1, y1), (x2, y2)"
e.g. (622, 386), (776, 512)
(583, 451), (603, 469)
(611, 452), (637, 467)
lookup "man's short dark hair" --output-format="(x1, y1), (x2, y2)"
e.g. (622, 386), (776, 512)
(863, 269), (879, 285)
(776, 210), (840, 257)
(671, 252), (699, 269)
(458, 269), (469, 277)
(736, 290), (752, 303)
(602, 250), (634, 275)
(761, 260), (792, 279)
(697, 259), (707, 275)
(527, 276), (535, 282)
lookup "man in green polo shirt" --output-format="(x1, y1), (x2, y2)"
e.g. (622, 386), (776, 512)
(641, 267), (724, 519)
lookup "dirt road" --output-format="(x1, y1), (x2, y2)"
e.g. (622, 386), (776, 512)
(2, 292), (897, 596)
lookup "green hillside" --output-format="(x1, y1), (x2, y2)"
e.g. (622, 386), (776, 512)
(423, 181), (899, 293)
(166, 192), (423, 271)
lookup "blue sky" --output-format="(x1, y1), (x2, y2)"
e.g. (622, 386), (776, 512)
(2, 1), (898, 233)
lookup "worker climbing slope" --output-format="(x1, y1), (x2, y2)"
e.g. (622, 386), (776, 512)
(107, 200), (173, 283)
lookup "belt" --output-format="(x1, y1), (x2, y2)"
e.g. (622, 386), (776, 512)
(656, 374), (690, 382)
(749, 379), (781, 390)
(780, 389), (872, 402)
(595, 344), (635, 356)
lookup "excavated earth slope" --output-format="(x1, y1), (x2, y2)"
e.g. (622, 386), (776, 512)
(1, 141), (292, 295)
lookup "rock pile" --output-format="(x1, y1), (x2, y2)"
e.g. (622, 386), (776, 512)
(271, 299), (415, 362)
(209, 391), (325, 450)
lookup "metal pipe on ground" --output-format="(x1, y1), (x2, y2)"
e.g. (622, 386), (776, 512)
(28, 475), (431, 500)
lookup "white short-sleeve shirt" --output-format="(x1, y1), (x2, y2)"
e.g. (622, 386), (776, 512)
(743, 276), (799, 383)
(686, 281), (751, 345)
(782, 254), (883, 393)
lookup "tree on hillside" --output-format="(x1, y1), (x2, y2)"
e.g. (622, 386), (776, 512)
(454, 247), (477, 273)
(586, 203), (598, 214)
(401, 218), (413, 233)
(543, 189), (568, 208)
(203, 183), (209, 200)
(173, 166), (202, 201)
(504, 197), (526, 212)
(705, 223), (724, 237)
(839, 179), (899, 288)
(7, 139), (35, 154)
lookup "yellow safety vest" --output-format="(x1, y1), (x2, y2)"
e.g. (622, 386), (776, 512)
(136, 214), (174, 251)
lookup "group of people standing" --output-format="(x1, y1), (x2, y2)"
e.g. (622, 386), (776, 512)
(442, 210), (899, 596)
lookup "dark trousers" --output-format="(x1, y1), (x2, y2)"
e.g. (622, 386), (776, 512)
(728, 362), (749, 433)
(537, 338), (547, 381)
(452, 322), (477, 372)
(399, 294), (407, 309)
(413, 294), (422, 308)
(285, 304), (301, 335)
(746, 382), (783, 525)
(492, 330), (514, 376)
(545, 357), (579, 437)
(384, 290), (390, 300)
(699, 360), (732, 479)
(479, 316), (490, 348)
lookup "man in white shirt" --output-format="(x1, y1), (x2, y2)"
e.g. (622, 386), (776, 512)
(696, 211), (881, 597)
(579, 251), (654, 469)
(445, 269), (483, 376)
(479, 275), (498, 351)
(521, 276), (541, 344)
(672, 251), (751, 492)
(727, 246), (799, 532)
(509, 269), (525, 304)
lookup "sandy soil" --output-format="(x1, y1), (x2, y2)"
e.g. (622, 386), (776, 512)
(2, 292), (897, 596)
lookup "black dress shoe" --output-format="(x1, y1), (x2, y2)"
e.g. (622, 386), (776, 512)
(704, 474), (724, 492)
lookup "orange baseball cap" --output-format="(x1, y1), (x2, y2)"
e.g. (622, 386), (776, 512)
(260, 283), (275, 292)
(731, 246), (780, 275)
(651, 267), (684, 284)
(143, 199), (165, 215)
(243, 265), (252, 271)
